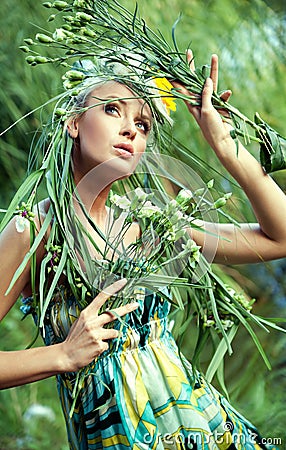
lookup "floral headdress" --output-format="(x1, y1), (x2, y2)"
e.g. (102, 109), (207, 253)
(53, 51), (176, 131)
(18, 0), (286, 173)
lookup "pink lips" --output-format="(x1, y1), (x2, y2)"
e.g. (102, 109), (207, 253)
(113, 143), (134, 158)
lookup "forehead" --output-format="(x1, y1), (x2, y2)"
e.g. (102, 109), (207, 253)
(87, 81), (152, 118)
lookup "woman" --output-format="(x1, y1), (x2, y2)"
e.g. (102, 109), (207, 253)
(0, 49), (285, 449)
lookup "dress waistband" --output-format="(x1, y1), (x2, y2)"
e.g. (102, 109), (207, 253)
(60, 317), (170, 383)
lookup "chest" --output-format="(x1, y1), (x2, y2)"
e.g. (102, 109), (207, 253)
(79, 213), (141, 262)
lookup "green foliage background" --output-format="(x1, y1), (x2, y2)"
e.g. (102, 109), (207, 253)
(0, 0), (285, 448)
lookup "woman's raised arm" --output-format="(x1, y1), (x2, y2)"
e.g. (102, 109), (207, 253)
(179, 51), (286, 264)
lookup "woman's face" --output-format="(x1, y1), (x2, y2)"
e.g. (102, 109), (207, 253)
(69, 82), (152, 180)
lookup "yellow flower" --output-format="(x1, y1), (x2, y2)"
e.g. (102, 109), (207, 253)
(153, 77), (176, 115)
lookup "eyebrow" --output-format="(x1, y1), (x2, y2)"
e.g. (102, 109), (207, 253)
(103, 95), (152, 122)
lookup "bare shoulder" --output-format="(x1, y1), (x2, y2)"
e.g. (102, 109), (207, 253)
(1, 198), (51, 242)
(0, 198), (52, 309)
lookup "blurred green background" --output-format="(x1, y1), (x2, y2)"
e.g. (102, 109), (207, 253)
(0, 0), (285, 448)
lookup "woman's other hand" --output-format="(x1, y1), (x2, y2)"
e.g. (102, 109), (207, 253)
(61, 279), (138, 371)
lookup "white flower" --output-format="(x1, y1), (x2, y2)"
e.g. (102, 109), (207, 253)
(183, 239), (200, 253)
(221, 319), (234, 330)
(175, 189), (193, 205)
(166, 230), (176, 242)
(167, 199), (178, 212)
(134, 187), (148, 202)
(205, 319), (215, 327)
(15, 215), (30, 233)
(73, 0), (87, 7)
(130, 187), (150, 210)
(110, 194), (131, 210)
(169, 210), (184, 225)
(137, 201), (161, 218)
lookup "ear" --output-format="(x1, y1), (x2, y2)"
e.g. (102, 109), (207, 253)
(66, 117), (79, 138)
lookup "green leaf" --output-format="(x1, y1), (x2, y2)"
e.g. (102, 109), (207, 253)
(0, 169), (44, 233)
(205, 325), (238, 382)
(39, 241), (69, 327)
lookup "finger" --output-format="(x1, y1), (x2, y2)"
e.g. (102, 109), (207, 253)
(97, 302), (139, 326)
(186, 49), (195, 72)
(209, 54), (218, 93)
(201, 77), (214, 109)
(87, 278), (128, 314)
(171, 81), (189, 97)
(101, 328), (120, 341)
(220, 90), (232, 102)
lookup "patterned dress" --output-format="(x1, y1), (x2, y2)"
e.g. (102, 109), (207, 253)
(22, 285), (277, 450)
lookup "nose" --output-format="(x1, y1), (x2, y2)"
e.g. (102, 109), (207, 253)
(120, 119), (137, 140)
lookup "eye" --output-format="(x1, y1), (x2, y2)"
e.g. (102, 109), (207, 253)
(104, 104), (120, 115)
(136, 120), (151, 134)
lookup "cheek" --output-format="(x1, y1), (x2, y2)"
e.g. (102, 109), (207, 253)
(79, 120), (104, 147)
(139, 137), (148, 153)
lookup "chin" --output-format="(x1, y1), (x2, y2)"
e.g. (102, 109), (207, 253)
(107, 154), (142, 178)
(75, 156), (140, 201)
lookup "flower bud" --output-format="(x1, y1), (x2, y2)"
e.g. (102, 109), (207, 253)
(73, 0), (86, 7)
(76, 12), (94, 22)
(15, 215), (31, 233)
(66, 37), (84, 45)
(52, 1), (68, 10)
(134, 187), (148, 202)
(224, 192), (232, 200)
(81, 27), (96, 38)
(214, 197), (227, 209)
(34, 56), (49, 64)
(63, 79), (82, 90)
(194, 187), (205, 196)
(24, 38), (34, 45)
(35, 33), (54, 44)
(63, 15), (75, 23)
(62, 24), (72, 31)
(175, 189), (193, 206)
(43, 2), (53, 7)
(19, 46), (30, 53)
(54, 108), (67, 117)
(63, 69), (85, 81)
(70, 88), (81, 96)
(26, 56), (36, 65)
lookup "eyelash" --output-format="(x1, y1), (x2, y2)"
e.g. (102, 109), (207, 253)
(137, 121), (151, 134)
(105, 104), (119, 115)
(104, 104), (151, 134)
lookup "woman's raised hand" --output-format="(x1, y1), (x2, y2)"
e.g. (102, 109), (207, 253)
(61, 279), (138, 372)
(173, 50), (233, 153)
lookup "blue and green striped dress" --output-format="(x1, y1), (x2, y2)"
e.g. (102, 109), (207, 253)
(22, 285), (277, 449)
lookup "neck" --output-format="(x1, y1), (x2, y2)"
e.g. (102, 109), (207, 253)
(74, 181), (111, 223)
